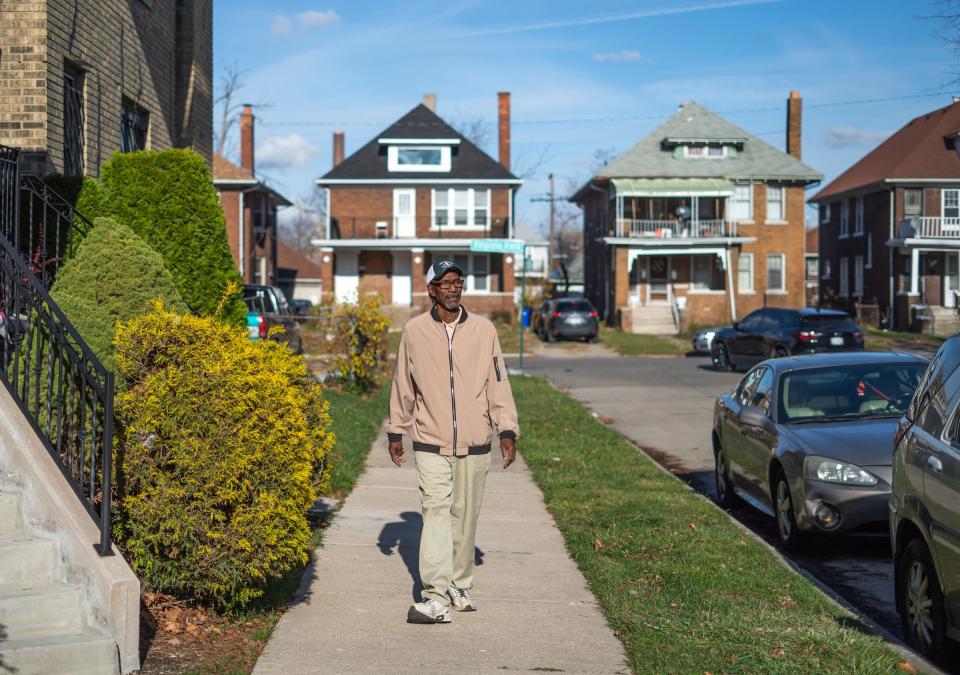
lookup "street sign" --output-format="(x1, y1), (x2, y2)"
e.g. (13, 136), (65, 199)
(469, 238), (525, 255)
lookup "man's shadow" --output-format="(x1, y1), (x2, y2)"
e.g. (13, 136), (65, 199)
(378, 511), (484, 601)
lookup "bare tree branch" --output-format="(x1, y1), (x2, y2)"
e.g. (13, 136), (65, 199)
(278, 189), (327, 255)
(448, 111), (493, 151)
(214, 61), (274, 161)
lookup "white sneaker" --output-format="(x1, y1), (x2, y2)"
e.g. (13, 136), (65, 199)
(407, 598), (452, 624)
(446, 586), (476, 612)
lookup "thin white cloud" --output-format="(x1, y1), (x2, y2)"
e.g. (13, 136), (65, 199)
(454, 0), (784, 37)
(257, 134), (321, 169)
(593, 50), (653, 64)
(822, 126), (888, 149)
(298, 10), (339, 30)
(271, 15), (292, 37)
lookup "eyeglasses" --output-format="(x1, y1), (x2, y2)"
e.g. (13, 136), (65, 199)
(431, 279), (464, 290)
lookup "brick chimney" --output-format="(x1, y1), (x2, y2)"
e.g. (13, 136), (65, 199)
(332, 130), (345, 168)
(786, 90), (802, 160)
(240, 104), (255, 174)
(498, 91), (511, 170)
(423, 93), (436, 112)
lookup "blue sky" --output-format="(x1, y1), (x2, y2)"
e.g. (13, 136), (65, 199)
(213, 0), (955, 237)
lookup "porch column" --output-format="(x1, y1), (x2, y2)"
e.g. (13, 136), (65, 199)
(724, 250), (737, 321)
(910, 248), (920, 295)
(614, 247), (629, 310)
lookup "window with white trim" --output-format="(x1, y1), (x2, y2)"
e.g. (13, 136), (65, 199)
(866, 232), (873, 269)
(432, 188), (491, 228)
(691, 255), (725, 291)
(683, 144), (727, 159)
(854, 196), (864, 236)
(766, 253), (785, 291)
(449, 253), (490, 293)
(738, 252), (754, 292)
(943, 189), (960, 219)
(730, 184), (753, 221)
(766, 185), (784, 221)
(904, 189), (923, 217)
(854, 256), (864, 296)
(821, 259), (831, 280)
(387, 145), (452, 172)
(839, 257), (849, 296)
(820, 204), (830, 224)
(839, 201), (849, 237)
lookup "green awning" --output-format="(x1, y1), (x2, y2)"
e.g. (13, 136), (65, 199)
(611, 178), (735, 197)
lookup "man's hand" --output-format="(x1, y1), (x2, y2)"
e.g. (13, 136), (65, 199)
(500, 437), (516, 469)
(388, 440), (405, 466)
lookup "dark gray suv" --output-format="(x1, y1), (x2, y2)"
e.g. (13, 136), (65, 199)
(891, 335), (960, 659)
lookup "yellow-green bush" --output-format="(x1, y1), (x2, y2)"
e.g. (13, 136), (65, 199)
(328, 295), (390, 393)
(112, 302), (334, 609)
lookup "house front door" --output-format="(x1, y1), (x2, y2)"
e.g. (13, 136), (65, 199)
(947, 252), (959, 308)
(647, 256), (670, 305)
(393, 189), (416, 238)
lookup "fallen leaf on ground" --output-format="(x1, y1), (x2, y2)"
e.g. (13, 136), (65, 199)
(594, 537), (603, 552)
(897, 662), (918, 674)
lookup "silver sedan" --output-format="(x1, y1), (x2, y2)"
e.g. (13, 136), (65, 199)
(711, 351), (927, 550)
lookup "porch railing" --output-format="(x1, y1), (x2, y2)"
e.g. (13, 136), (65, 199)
(0, 145), (114, 555)
(616, 218), (738, 239)
(904, 217), (960, 239)
(330, 215), (511, 239)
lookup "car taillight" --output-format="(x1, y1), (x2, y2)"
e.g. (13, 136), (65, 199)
(552, 310), (561, 318)
(588, 310), (598, 318)
(854, 331), (864, 340)
(793, 330), (819, 342)
(258, 315), (267, 339)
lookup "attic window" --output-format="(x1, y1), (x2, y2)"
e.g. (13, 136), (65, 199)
(684, 145), (726, 159)
(388, 145), (452, 172)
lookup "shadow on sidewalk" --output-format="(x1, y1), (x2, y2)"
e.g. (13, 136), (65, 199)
(378, 511), (484, 601)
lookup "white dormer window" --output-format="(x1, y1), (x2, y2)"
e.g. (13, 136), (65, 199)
(683, 145), (727, 159)
(387, 145), (452, 172)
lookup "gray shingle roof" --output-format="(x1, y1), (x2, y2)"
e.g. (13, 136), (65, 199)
(594, 101), (822, 183)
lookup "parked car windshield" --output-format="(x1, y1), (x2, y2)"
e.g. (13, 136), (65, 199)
(779, 362), (926, 423)
(800, 313), (857, 331)
(555, 300), (593, 312)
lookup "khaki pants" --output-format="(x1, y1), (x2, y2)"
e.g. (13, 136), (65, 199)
(414, 450), (491, 605)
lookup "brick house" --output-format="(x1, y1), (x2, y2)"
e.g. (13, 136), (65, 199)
(313, 94), (522, 320)
(0, 0), (212, 176)
(810, 100), (960, 334)
(572, 92), (822, 334)
(805, 226), (819, 307)
(213, 106), (290, 286)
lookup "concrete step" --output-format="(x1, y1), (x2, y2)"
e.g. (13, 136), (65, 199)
(631, 320), (678, 336)
(0, 532), (56, 590)
(0, 491), (21, 535)
(0, 583), (84, 639)
(0, 628), (120, 674)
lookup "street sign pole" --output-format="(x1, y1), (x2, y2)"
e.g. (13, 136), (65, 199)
(519, 245), (526, 372)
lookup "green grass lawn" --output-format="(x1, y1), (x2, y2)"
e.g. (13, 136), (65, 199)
(600, 328), (688, 356)
(512, 375), (907, 674)
(322, 382), (391, 499)
(865, 326), (945, 353)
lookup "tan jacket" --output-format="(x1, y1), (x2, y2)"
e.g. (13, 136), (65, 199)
(388, 306), (520, 457)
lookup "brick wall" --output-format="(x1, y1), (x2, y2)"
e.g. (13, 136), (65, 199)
(0, 0), (212, 176)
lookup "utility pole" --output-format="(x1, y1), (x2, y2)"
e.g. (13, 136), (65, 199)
(531, 173), (560, 279)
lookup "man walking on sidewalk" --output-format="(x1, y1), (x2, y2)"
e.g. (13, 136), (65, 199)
(388, 260), (520, 624)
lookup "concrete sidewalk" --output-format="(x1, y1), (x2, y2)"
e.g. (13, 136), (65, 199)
(254, 429), (628, 674)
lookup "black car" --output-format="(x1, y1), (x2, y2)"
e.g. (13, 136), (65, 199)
(243, 284), (303, 354)
(712, 308), (863, 371)
(541, 298), (599, 343)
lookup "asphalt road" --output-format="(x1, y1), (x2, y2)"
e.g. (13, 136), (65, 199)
(510, 350), (906, 646)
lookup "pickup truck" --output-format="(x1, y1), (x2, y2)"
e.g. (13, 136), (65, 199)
(243, 284), (303, 354)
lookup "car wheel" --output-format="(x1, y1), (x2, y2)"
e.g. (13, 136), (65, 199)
(773, 470), (805, 552)
(899, 538), (947, 659)
(714, 445), (738, 509)
(772, 345), (790, 359)
(547, 331), (557, 343)
(712, 342), (733, 372)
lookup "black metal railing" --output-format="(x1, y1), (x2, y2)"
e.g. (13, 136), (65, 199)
(0, 145), (114, 555)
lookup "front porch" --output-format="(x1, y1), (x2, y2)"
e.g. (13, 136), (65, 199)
(611, 180), (742, 240)
(891, 240), (960, 335)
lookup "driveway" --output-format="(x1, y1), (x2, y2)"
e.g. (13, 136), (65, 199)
(511, 351), (906, 644)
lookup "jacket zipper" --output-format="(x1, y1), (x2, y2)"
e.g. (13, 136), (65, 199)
(447, 325), (458, 451)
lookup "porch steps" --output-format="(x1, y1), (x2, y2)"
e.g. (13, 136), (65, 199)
(0, 486), (120, 674)
(929, 306), (960, 337)
(627, 305), (678, 336)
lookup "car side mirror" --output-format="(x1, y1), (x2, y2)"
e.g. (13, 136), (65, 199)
(732, 321), (741, 331)
(738, 405), (774, 432)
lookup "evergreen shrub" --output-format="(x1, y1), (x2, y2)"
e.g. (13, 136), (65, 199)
(50, 217), (187, 371)
(97, 149), (245, 323)
(112, 302), (334, 609)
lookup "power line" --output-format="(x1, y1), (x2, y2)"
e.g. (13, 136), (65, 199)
(257, 92), (945, 129)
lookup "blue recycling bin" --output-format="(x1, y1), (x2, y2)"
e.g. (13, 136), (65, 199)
(521, 306), (532, 328)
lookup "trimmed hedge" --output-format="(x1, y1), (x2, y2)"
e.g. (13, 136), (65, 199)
(49, 217), (187, 372)
(97, 149), (245, 323)
(112, 302), (334, 609)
